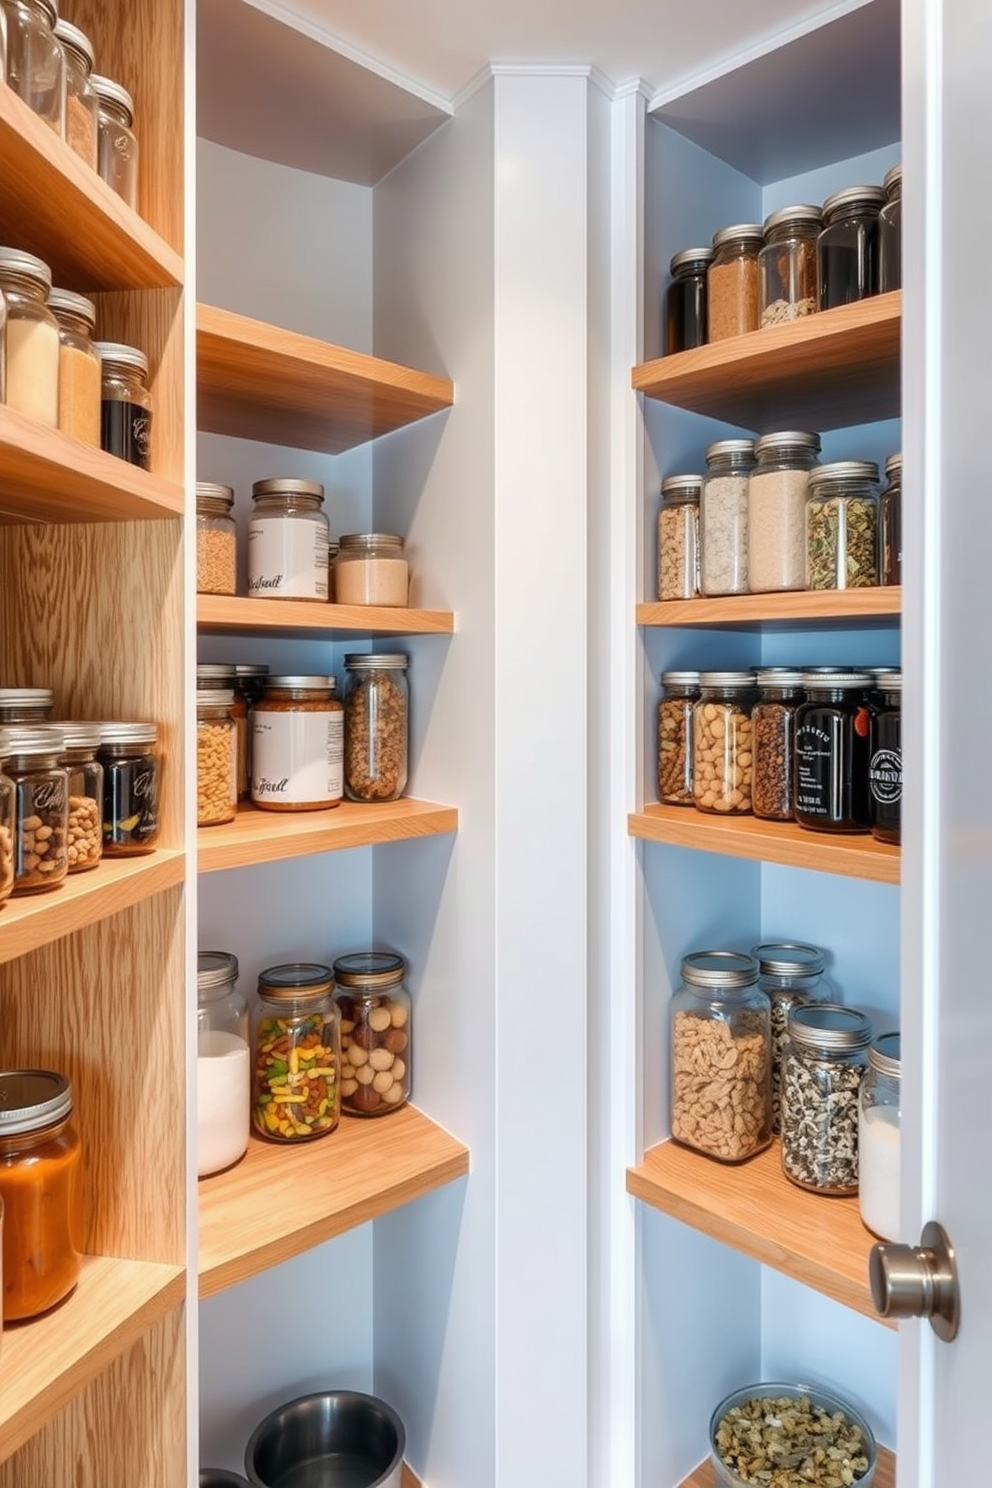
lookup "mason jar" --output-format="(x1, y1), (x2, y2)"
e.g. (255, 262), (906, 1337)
(232, 664), (269, 802)
(0, 246), (59, 426)
(657, 670), (700, 807)
(751, 940), (830, 1134)
(878, 164), (902, 294)
(817, 185), (885, 309)
(869, 672), (901, 846)
(751, 669), (805, 822)
(55, 720), (103, 872)
(781, 1003), (872, 1194)
(248, 478), (329, 600)
(665, 246), (711, 353)
(197, 951), (250, 1177)
(334, 533), (410, 607)
(5, 725), (68, 894)
(670, 950), (771, 1162)
(707, 223), (763, 341)
(805, 460), (880, 589)
(333, 951), (412, 1116)
(657, 474), (701, 601)
(880, 452), (902, 587)
(343, 654), (409, 803)
(692, 671), (756, 814)
(92, 73), (138, 208)
(0, 0), (64, 134)
(700, 438), (756, 596)
(759, 204), (822, 327)
(48, 286), (101, 446)
(98, 721), (160, 855)
(196, 482), (237, 596)
(0, 687), (54, 725)
(97, 341), (153, 470)
(53, 17), (97, 166)
(794, 672), (873, 833)
(196, 688), (236, 827)
(0, 736), (15, 908)
(747, 431), (821, 593)
(252, 963), (340, 1143)
(858, 1031), (901, 1239)
(251, 675), (343, 811)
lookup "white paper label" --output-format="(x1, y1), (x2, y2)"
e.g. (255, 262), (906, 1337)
(251, 710), (343, 805)
(247, 516), (328, 599)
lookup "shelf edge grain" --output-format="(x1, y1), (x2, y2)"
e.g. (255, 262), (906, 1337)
(198, 802), (458, 874)
(637, 589), (901, 629)
(197, 594), (454, 636)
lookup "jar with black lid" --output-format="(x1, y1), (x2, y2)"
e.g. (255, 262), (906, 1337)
(92, 73), (138, 208)
(751, 941), (830, 1133)
(707, 224), (763, 341)
(657, 670), (700, 806)
(751, 669), (805, 822)
(252, 963), (340, 1143)
(248, 478), (329, 601)
(806, 460), (880, 590)
(196, 483), (237, 596)
(692, 671), (756, 814)
(333, 952), (411, 1116)
(880, 452), (902, 587)
(794, 671), (873, 832)
(232, 664), (269, 802)
(55, 720), (103, 872)
(657, 474), (701, 600)
(5, 725), (68, 894)
(879, 164), (902, 293)
(817, 185), (885, 309)
(98, 721), (160, 854)
(759, 204), (822, 327)
(869, 672), (901, 845)
(781, 1003), (872, 1194)
(97, 341), (153, 470)
(251, 675), (343, 811)
(665, 246), (711, 353)
(0, 0), (65, 134)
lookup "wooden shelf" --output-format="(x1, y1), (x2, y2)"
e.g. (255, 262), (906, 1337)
(629, 805), (899, 884)
(197, 594), (454, 637)
(679, 1445), (895, 1488)
(0, 1254), (185, 1465)
(637, 588), (900, 629)
(197, 303), (454, 453)
(198, 801), (458, 874)
(632, 293), (900, 432)
(628, 1140), (891, 1326)
(198, 1104), (469, 1297)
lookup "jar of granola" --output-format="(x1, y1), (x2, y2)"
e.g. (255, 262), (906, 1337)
(333, 951), (411, 1116)
(657, 474), (701, 601)
(252, 963), (340, 1143)
(343, 654), (409, 803)
(657, 671), (700, 806)
(692, 671), (756, 814)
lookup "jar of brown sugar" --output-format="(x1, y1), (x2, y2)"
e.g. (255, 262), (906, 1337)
(54, 18), (98, 168)
(48, 287), (101, 446)
(334, 533), (410, 606)
(0, 247), (59, 427)
(251, 676), (343, 811)
(707, 223), (762, 341)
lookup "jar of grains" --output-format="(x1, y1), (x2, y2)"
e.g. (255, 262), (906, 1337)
(196, 687), (236, 827)
(196, 483), (237, 596)
(97, 341), (153, 470)
(805, 460), (880, 590)
(858, 1031), (901, 1239)
(0, 0), (65, 134)
(700, 438), (755, 595)
(48, 287), (101, 446)
(817, 185), (884, 310)
(670, 950), (771, 1162)
(5, 726), (68, 894)
(197, 951), (250, 1178)
(98, 721), (160, 855)
(252, 963), (340, 1143)
(53, 18), (98, 168)
(747, 430), (821, 593)
(251, 675), (343, 812)
(880, 452), (902, 587)
(665, 246), (712, 353)
(879, 164), (902, 293)
(657, 670), (701, 806)
(751, 668), (805, 821)
(232, 664), (269, 802)
(692, 671), (757, 815)
(0, 739), (15, 908)
(795, 672), (873, 833)
(54, 721), (104, 872)
(869, 672), (901, 845)
(248, 478), (329, 601)
(92, 74), (138, 209)
(343, 653), (409, 803)
(707, 223), (763, 341)
(333, 951), (412, 1116)
(759, 204), (822, 327)
(334, 532), (410, 607)
(657, 474), (701, 601)
(751, 940), (830, 1134)
(781, 1003), (872, 1194)
(0, 247), (59, 426)
(0, 687), (54, 725)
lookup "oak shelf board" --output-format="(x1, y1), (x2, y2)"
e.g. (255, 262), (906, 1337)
(637, 588), (901, 630)
(679, 1445), (894, 1488)
(197, 303), (454, 453)
(198, 1104), (469, 1297)
(197, 594), (454, 637)
(0, 86), (182, 291)
(0, 850), (186, 967)
(0, 1254), (185, 1464)
(632, 292), (901, 432)
(197, 801), (458, 874)
(629, 805), (899, 885)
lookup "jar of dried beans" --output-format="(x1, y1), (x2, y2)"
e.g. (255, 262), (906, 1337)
(794, 672), (873, 833)
(0, 0), (64, 135)
(692, 671), (756, 814)
(805, 460), (879, 590)
(751, 668), (805, 821)
(248, 477), (329, 600)
(665, 246), (711, 353)
(196, 483), (237, 596)
(197, 687), (236, 827)
(700, 438), (755, 596)
(55, 721), (103, 872)
(333, 951), (411, 1116)
(759, 204), (822, 327)
(781, 1003), (872, 1194)
(92, 74), (138, 209)
(0, 247), (59, 426)
(670, 950), (771, 1163)
(97, 341), (153, 470)
(5, 725), (68, 894)
(343, 654), (409, 803)
(251, 675), (343, 811)
(657, 474), (701, 601)
(252, 963), (340, 1143)
(707, 224), (762, 341)
(878, 164), (902, 293)
(751, 941), (830, 1135)
(98, 721), (160, 855)
(880, 452), (901, 587)
(48, 287), (101, 446)
(54, 17), (98, 168)
(747, 430), (821, 593)
(869, 672), (901, 846)
(657, 670), (700, 806)
(0, 739), (15, 909)
(817, 185), (884, 309)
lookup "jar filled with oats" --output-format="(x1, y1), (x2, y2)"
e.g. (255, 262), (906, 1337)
(700, 438), (755, 596)
(54, 721), (103, 872)
(670, 950), (771, 1162)
(751, 668), (805, 822)
(333, 951), (411, 1117)
(759, 205), (822, 327)
(657, 670), (700, 806)
(252, 963), (340, 1143)
(196, 687), (236, 827)
(0, 736), (15, 908)
(747, 430), (821, 593)
(196, 483), (237, 596)
(692, 671), (757, 814)
(805, 461), (880, 590)
(751, 941), (830, 1134)
(657, 474), (701, 601)
(251, 676), (343, 811)
(781, 1003), (872, 1194)
(343, 654), (409, 803)
(5, 725), (68, 894)
(707, 224), (763, 341)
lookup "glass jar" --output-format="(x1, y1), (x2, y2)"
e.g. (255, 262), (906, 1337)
(197, 951), (250, 1177)
(0, 1070), (81, 1320)
(334, 533), (410, 607)
(0, 246), (59, 426)
(879, 164), (902, 294)
(657, 670), (700, 807)
(805, 460), (880, 590)
(343, 653), (409, 803)
(751, 940), (830, 1134)
(196, 482), (237, 596)
(670, 950), (771, 1162)
(869, 673), (901, 846)
(817, 185), (885, 310)
(48, 287), (101, 446)
(747, 430), (821, 593)
(92, 73), (138, 209)
(97, 341), (153, 470)
(657, 474), (701, 601)
(759, 204), (822, 327)
(98, 721), (160, 855)
(0, 686), (54, 725)
(794, 672), (873, 833)
(333, 951), (412, 1117)
(781, 1003), (872, 1194)
(700, 438), (755, 596)
(248, 477), (329, 601)
(751, 669), (805, 822)
(858, 1031), (901, 1239)
(1, 0), (64, 134)
(233, 664), (269, 802)
(252, 963), (340, 1143)
(0, 738), (15, 908)
(55, 720), (103, 872)
(53, 17), (97, 167)
(692, 671), (756, 815)
(880, 452), (902, 587)
(5, 725), (68, 894)
(665, 246), (711, 353)
(707, 223), (763, 341)
(197, 687), (236, 827)
(251, 675), (343, 811)
(327, 539), (340, 601)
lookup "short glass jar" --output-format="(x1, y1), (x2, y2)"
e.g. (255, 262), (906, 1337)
(869, 673), (901, 846)
(333, 951), (412, 1117)
(334, 533), (410, 607)
(692, 671), (756, 815)
(196, 482), (237, 596)
(781, 1003), (873, 1194)
(759, 204), (822, 327)
(751, 669), (805, 822)
(0, 739), (15, 908)
(657, 670), (700, 807)
(665, 246), (711, 353)
(252, 963), (340, 1143)
(657, 474), (701, 601)
(197, 687), (236, 827)
(248, 478), (329, 600)
(343, 653), (410, 803)
(747, 430), (821, 593)
(0, 246), (59, 426)
(670, 950), (771, 1162)
(98, 721), (160, 855)
(232, 663), (269, 802)
(880, 451), (902, 587)
(751, 940), (830, 1134)
(197, 951), (250, 1178)
(92, 73), (138, 209)
(48, 286), (101, 445)
(55, 720), (104, 872)
(794, 672), (873, 833)
(858, 1031), (901, 1239)
(879, 164), (902, 294)
(0, 686), (54, 725)
(251, 675), (343, 811)
(700, 438), (755, 596)
(707, 223), (763, 341)
(5, 725), (68, 894)
(54, 17), (98, 167)
(0, 1069), (82, 1320)
(817, 185), (885, 309)
(97, 341), (153, 470)
(1, 0), (64, 134)
(805, 460), (880, 590)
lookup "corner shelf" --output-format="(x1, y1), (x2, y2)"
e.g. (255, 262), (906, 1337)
(637, 589), (900, 630)
(678, 1448), (895, 1488)
(198, 801), (458, 874)
(197, 594), (454, 637)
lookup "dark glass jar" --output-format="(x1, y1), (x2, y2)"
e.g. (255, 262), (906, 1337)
(794, 672), (873, 833)
(665, 246), (711, 353)
(880, 452), (902, 587)
(781, 1004), (873, 1194)
(252, 963), (340, 1143)
(5, 725), (68, 894)
(657, 670), (701, 806)
(333, 952), (411, 1117)
(817, 185), (884, 309)
(751, 941), (830, 1134)
(879, 164), (902, 293)
(751, 669), (805, 822)
(869, 673), (901, 846)
(98, 721), (160, 854)
(232, 664), (269, 802)
(97, 341), (153, 470)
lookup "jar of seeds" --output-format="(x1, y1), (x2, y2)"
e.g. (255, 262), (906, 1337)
(759, 204), (822, 327)
(747, 431), (821, 593)
(665, 246), (711, 353)
(751, 941), (830, 1134)
(5, 725), (69, 894)
(880, 452), (901, 587)
(879, 164), (902, 294)
(343, 654), (409, 803)
(54, 721), (103, 872)
(707, 224), (763, 341)
(805, 460), (880, 590)
(657, 671), (700, 806)
(751, 669), (805, 821)
(657, 474), (701, 601)
(692, 671), (756, 814)
(781, 1003), (872, 1194)
(700, 438), (755, 596)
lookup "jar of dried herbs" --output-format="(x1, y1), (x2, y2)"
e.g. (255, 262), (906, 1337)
(751, 940), (830, 1134)
(707, 224), (763, 341)
(781, 1003), (872, 1194)
(794, 671), (873, 832)
(880, 452), (901, 587)
(657, 474), (701, 601)
(759, 204), (822, 327)
(805, 460), (879, 590)
(657, 670), (700, 806)
(665, 246), (711, 353)
(751, 668), (805, 822)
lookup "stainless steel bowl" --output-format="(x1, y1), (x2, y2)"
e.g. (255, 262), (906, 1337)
(245, 1390), (405, 1488)
(200, 1473), (252, 1488)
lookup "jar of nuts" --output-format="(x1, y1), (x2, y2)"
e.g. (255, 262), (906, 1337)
(196, 483), (237, 596)
(781, 1002), (873, 1194)
(343, 654), (409, 803)
(692, 671), (757, 814)
(657, 475), (701, 601)
(196, 687), (237, 827)
(0, 736), (15, 909)
(55, 720), (104, 872)
(657, 670), (700, 806)
(751, 668), (805, 822)
(333, 951), (411, 1117)
(751, 941), (830, 1134)
(4, 725), (69, 895)
(252, 963), (340, 1143)
(671, 950), (771, 1162)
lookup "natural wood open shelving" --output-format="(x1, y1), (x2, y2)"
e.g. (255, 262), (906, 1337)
(198, 800), (458, 873)
(678, 1446), (895, 1488)
(197, 303), (455, 453)
(198, 1104), (469, 1297)
(198, 594), (454, 637)
(638, 588), (900, 630)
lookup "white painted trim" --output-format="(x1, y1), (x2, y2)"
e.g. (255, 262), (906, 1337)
(450, 62), (496, 113)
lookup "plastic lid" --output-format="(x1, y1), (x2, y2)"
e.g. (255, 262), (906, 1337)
(699, 670), (756, 687)
(264, 675), (335, 691)
(755, 668), (805, 689)
(0, 1071), (72, 1134)
(822, 184), (886, 220)
(198, 951), (240, 993)
(751, 941), (826, 978)
(251, 477), (324, 501)
(669, 246), (713, 274)
(0, 247), (52, 292)
(661, 474), (702, 501)
(257, 962), (334, 999)
(704, 438), (755, 465)
(52, 719), (102, 750)
(753, 430), (821, 459)
(661, 670), (701, 688)
(711, 222), (763, 250)
(2, 725), (65, 755)
(800, 670), (872, 690)
(48, 287), (97, 327)
(762, 203), (823, 235)
(91, 74), (135, 121)
(344, 654), (408, 670)
(338, 533), (404, 550)
(94, 341), (149, 377)
(53, 18), (94, 69)
(332, 951), (406, 989)
(884, 452), (902, 478)
(868, 1030), (901, 1076)
(787, 1002), (872, 1052)
(197, 482), (235, 507)
(99, 721), (158, 745)
(680, 950), (759, 990)
(0, 688), (54, 709)
(807, 459), (880, 489)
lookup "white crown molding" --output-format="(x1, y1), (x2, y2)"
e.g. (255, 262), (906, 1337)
(450, 61), (650, 113)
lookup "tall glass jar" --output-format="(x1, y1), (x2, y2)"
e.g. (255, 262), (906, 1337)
(333, 951), (412, 1116)
(55, 720), (103, 872)
(700, 438), (755, 596)
(0, 246), (59, 425)
(196, 482), (237, 596)
(48, 287), (101, 445)
(197, 951), (250, 1177)
(1, 0), (64, 134)
(747, 430), (821, 592)
(248, 478), (329, 601)
(53, 17), (97, 166)
(252, 963), (340, 1143)
(0, 687), (54, 725)
(0, 737), (15, 909)
(92, 73), (138, 208)
(97, 341), (153, 469)
(781, 1003), (872, 1194)
(880, 452), (901, 587)
(665, 246), (711, 353)
(657, 670), (700, 806)
(334, 533), (410, 607)
(343, 653), (409, 802)
(795, 672), (873, 833)
(751, 669), (805, 822)
(0, 1070), (82, 1320)
(5, 725), (68, 894)
(197, 688), (236, 827)
(817, 185), (885, 309)
(805, 460), (880, 590)
(98, 721), (160, 855)
(751, 941), (830, 1134)
(878, 164), (902, 293)
(657, 474), (701, 600)
(858, 1031), (901, 1239)
(233, 664), (269, 802)
(707, 224), (763, 341)
(869, 673), (901, 846)
(759, 204), (822, 327)
(692, 671), (756, 814)
(251, 675), (343, 811)
(670, 950), (771, 1162)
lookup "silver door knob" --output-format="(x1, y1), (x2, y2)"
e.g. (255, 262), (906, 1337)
(868, 1220), (960, 1341)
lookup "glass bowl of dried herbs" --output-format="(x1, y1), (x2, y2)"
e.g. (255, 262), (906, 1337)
(709, 1381), (877, 1488)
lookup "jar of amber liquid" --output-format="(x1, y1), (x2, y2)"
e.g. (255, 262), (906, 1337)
(0, 1070), (82, 1320)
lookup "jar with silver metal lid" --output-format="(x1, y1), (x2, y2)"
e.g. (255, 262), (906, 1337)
(880, 451), (901, 587)
(657, 474), (701, 601)
(53, 17), (97, 166)
(97, 341), (153, 469)
(98, 721), (160, 854)
(869, 672), (901, 846)
(0, 733), (15, 908)
(232, 664), (268, 802)
(197, 688), (236, 827)
(333, 951), (412, 1116)
(0, 246), (59, 426)
(344, 654), (409, 802)
(252, 963), (340, 1143)
(92, 73), (138, 208)
(5, 724), (68, 893)
(794, 671), (873, 832)
(879, 164), (902, 293)
(707, 223), (763, 341)
(671, 950), (771, 1162)
(53, 720), (103, 872)
(805, 460), (880, 590)
(0, 687), (54, 725)
(334, 533), (409, 607)
(692, 671), (757, 814)
(751, 668), (805, 822)
(48, 286), (101, 446)
(747, 431), (821, 593)
(817, 185), (885, 309)
(751, 941), (831, 1133)
(248, 478), (329, 601)
(196, 483), (237, 596)
(858, 1031), (901, 1239)
(700, 438), (755, 596)
(197, 951), (250, 1177)
(251, 676), (343, 811)
(781, 1003), (873, 1194)
(759, 204), (822, 327)
(657, 670), (700, 806)
(0, 0), (65, 134)
(665, 246), (711, 353)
